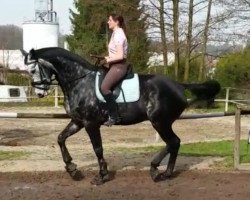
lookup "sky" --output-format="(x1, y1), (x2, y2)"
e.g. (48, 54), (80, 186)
(0, 0), (74, 34)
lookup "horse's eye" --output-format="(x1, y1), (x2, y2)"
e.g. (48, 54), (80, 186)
(30, 68), (36, 74)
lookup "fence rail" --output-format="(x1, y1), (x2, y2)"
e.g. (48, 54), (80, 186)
(0, 86), (250, 110)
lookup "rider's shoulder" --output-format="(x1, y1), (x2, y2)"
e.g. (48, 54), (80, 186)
(114, 28), (126, 39)
(115, 28), (125, 34)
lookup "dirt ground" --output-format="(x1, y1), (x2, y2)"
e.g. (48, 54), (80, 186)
(0, 170), (250, 200)
(0, 106), (250, 199)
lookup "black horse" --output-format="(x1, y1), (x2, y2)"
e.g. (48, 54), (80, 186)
(21, 47), (220, 185)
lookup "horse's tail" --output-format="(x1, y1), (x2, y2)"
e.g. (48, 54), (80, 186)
(181, 80), (221, 107)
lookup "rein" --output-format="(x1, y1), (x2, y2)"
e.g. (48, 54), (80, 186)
(67, 71), (94, 84)
(30, 60), (95, 90)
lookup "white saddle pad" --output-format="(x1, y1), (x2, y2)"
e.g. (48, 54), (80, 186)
(95, 72), (140, 103)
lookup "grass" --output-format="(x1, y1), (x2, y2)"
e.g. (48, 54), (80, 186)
(186, 102), (236, 113)
(0, 98), (64, 107)
(0, 151), (29, 161)
(115, 140), (250, 168)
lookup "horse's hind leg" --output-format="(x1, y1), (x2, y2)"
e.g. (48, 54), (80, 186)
(58, 120), (83, 180)
(150, 146), (169, 180)
(85, 125), (110, 185)
(150, 122), (180, 182)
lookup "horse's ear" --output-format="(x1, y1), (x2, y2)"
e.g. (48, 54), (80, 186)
(29, 49), (36, 59)
(20, 49), (28, 56)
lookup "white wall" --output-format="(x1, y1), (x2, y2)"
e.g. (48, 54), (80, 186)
(23, 22), (59, 52)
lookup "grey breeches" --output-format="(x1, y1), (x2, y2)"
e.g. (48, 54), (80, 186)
(101, 60), (128, 95)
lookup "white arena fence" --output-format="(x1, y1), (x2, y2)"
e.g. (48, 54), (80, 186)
(0, 86), (249, 110)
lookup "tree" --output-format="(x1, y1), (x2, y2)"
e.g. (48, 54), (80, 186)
(146, 0), (170, 74)
(67, 0), (149, 72)
(66, 0), (108, 60)
(144, 0), (180, 79)
(172, 0), (180, 80)
(159, 0), (168, 71)
(0, 25), (23, 50)
(215, 46), (250, 89)
(183, 0), (194, 82)
(198, 0), (212, 81)
(144, 0), (249, 81)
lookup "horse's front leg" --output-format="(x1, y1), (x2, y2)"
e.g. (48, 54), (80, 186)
(58, 120), (84, 180)
(85, 124), (110, 185)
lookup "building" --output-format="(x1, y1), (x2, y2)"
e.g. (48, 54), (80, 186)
(0, 0), (59, 84)
(147, 52), (175, 67)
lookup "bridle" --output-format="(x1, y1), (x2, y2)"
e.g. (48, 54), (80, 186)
(26, 59), (55, 91)
(26, 56), (98, 91)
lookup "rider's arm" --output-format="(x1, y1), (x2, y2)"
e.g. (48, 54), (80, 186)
(106, 30), (126, 64)
(106, 45), (124, 63)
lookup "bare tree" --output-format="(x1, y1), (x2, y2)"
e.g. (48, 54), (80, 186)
(183, 0), (194, 82)
(172, 0), (180, 80)
(198, 0), (213, 81)
(159, 0), (169, 73)
(145, 0), (172, 74)
(0, 25), (22, 50)
(144, 0), (249, 81)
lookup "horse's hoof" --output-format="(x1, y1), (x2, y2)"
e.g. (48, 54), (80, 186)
(91, 174), (110, 185)
(150, 167), (171, 182)
(153, 172), (171, 182)
(150, 167), (160, 182)
(65, 163), (84, 181)
(69, 169), (84, 181)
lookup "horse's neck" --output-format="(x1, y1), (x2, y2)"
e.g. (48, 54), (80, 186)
(53, 57), (92, 82)
(52, 59), (96, 99)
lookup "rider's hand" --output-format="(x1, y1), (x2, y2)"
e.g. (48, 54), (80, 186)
(100, 58), (109, 68)
(105, 56), (110, 63)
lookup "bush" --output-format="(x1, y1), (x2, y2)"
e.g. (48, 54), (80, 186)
(214, 47), (250, 89)
(6, 73), (30, 86)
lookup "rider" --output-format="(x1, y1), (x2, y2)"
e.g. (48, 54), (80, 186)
(101, 14), (128, 126)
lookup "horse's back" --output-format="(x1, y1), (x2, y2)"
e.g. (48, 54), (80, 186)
(138, 74), (187, 104)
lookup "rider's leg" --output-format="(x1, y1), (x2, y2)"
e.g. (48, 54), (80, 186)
(101, 62), (127, 126)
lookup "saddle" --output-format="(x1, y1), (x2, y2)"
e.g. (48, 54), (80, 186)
(95, 64), (140, 103)
(90, 54), (140, 103)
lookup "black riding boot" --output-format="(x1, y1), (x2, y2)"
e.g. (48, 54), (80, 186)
(103, 93), (120, 126)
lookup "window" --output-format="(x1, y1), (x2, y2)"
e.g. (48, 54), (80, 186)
(9, 88), (20, 97)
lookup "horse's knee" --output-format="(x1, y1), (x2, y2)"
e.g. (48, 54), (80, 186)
(57, 133), (65, 145)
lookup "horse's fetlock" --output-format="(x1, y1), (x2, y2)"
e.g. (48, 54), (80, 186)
(94, 147), (103, 156)
(66, 162), (77, 172)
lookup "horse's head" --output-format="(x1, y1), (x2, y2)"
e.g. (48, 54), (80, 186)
(21, 49), (55, 98)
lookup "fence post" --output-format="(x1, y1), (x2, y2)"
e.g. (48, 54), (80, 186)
(234, 107), (241, 169)
(54, 86), (59, 108)
(225, 88), (230, 112)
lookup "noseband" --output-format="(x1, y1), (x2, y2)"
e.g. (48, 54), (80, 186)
(26, 59), (54, 91)
(31, 62), (54, 90)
